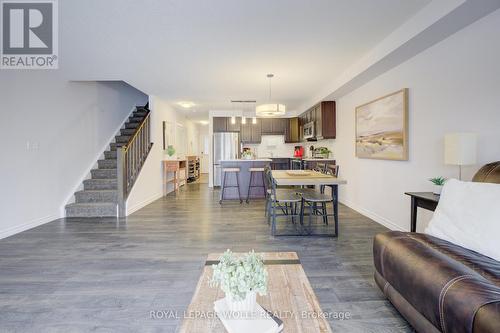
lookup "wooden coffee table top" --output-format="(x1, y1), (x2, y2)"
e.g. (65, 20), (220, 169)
(178, 252), (332, 333)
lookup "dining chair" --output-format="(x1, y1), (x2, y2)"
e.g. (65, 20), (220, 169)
(298, 189), (335, 229)
(320, 164), (340, 195)
(264, 168), (302, 236)
(297, 164), (339, 236)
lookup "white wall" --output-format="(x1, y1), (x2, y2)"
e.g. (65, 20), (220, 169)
(0, 73), (147, 239)
(126, 96), (200, 214)
(334, 9), (500, 232)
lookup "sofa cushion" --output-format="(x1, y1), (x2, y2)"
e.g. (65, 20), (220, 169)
(425, 179), (500, 261)
(374, 231), (500, 333)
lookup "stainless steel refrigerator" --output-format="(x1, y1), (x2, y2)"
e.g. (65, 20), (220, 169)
(213, 132), (240, 186)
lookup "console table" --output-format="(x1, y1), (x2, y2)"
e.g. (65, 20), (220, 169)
(163, 159), (187, 193)
(404, 192), (440, 232)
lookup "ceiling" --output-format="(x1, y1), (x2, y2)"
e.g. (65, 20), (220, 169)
(62, 0), (432, 121)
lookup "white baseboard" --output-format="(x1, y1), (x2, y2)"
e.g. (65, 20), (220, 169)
(126, 192), (164, 215)
(340, 199), (405, 232)
(0, 213), (61, 240)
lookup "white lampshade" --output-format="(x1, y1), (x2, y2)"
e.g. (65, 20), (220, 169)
(255, 103), (286, 117)
(444, 133), (477, 166)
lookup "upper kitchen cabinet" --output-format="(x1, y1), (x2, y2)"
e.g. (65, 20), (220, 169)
(226, 117), (241, 132)
(213, 117), (227, 132)
(285, 118), (300, 143)
(260, 118), (273, 134)
(213, 117), (241, 132)
(241, 120), (261, 143)
(251, 120), (262, 143)
(273, 118), (287, 134)
(319, 101), (336, 139)
(302, 101), (336, 140)
(261, 118), (287, 135)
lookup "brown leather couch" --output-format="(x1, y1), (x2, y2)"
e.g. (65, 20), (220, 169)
(373, 162), (500, 333)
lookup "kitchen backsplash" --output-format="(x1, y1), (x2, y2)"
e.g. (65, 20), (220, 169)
(244, 135), (335, 158)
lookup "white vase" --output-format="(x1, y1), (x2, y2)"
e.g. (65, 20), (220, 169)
(433, 185), (442, 195)
(225, 291), (256, 312)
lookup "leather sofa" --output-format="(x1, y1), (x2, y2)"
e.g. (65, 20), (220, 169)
(373, 162), (500, 333)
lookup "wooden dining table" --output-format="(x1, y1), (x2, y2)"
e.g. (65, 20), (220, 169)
(271, 170), (347, 236)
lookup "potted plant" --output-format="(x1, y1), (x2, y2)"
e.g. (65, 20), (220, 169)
(317, 147), (332, 159)
(210, 250), (268, 312)
(429, 177), (446, 195)
(165, 145), (176, 157)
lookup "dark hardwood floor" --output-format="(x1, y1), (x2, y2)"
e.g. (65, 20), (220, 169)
(0, 182), (411, 332)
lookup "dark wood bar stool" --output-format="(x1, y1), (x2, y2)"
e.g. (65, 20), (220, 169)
(246, 167), (266, 203)
(219, 168), (242, 204)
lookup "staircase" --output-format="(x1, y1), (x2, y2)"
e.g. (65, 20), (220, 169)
(65, 104), (152, 217)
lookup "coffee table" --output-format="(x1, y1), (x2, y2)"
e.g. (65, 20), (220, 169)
(178, 252), (332, 333)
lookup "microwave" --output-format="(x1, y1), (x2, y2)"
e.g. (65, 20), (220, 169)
(303, 121), (315, 140)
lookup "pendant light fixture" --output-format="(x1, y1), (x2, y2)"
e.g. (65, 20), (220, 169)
(256, 74), (286, 117)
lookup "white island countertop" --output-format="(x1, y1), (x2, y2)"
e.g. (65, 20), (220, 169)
(220, 159), (272, 162)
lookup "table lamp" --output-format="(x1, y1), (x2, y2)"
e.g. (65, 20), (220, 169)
(444, 133), (477, 180)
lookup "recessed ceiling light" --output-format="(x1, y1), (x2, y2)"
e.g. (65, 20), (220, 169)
(178, 101), (196, 109)
(199, 120), (209, 125)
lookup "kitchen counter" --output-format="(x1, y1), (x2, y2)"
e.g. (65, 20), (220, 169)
(302, 158), (335, 161)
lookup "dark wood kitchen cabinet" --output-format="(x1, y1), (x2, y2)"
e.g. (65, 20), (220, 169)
(272, 118), (287, 134)
(241, 121), (261, 143)
(318, 101), (336, 139)
(260, 118), (273, 134)
(285, 118), (300, 143)
(251, 120), (262, 143)
(301, 101), (336, 140)
(226, 117), (241, 132)
(270, 158), (290, 170)
(261, 118), (287, 135)
(213, 117), (241, 132)
(213, 117), (227, 132)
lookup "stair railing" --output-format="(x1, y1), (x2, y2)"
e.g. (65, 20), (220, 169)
(117, 108), (153, 217)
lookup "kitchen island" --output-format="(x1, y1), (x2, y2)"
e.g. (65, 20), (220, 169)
(219, 159), (271, 200)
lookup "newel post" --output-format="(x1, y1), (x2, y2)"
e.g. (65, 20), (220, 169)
(117, 147), (127, 217)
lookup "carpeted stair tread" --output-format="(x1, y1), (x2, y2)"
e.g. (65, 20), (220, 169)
(91, 168), (117, 179)
(115, 135), (130, 143)
(83, 179), (117, 190)
(104, 151), (117, 160)
(97, 159), (117, 169)
(75, 190), (118, 203)
(65, 202), (117, 218)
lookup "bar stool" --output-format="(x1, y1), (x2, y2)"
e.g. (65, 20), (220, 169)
(246, 167), (266, 203)
(219, 168), (242, 204)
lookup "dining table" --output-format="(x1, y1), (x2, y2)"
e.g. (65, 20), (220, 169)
(271, 170), (347, 236)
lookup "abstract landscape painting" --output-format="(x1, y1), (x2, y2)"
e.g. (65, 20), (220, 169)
(355, 89), (408, 160)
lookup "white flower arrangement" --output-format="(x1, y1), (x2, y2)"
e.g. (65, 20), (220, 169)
(210, 250), (268, 301)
